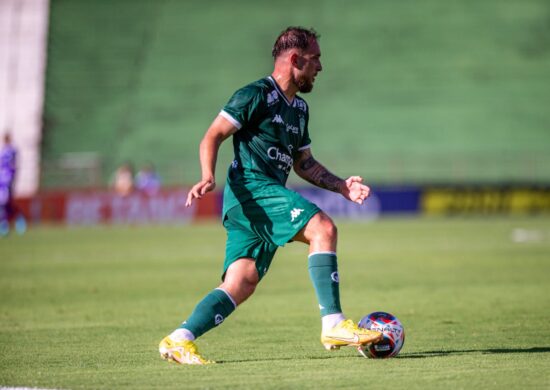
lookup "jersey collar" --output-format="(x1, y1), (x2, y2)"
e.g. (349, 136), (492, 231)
(267, 76), (294, 106)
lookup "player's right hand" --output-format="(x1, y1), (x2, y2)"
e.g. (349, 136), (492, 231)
(343, 176), (370, 205)
(185, 179), (216, 207)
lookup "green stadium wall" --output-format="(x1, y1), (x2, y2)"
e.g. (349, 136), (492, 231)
(42, 0), (550, 188)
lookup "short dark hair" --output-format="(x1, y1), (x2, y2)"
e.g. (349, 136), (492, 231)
(272, 26), (320, 59)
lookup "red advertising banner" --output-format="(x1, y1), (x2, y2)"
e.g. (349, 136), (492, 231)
(15, 188), (220, 225)
(13, 184), (549, 225)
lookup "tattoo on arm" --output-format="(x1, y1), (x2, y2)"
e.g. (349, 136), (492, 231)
(299, 156), (317, 170)
(297, 156), (342, 193)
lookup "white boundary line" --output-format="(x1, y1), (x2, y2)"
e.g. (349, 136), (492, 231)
(1, 387), (65, 390)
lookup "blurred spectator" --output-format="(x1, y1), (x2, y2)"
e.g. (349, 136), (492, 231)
(0, 133), (27, 236)
(135, 162), (161, 196)
(111, 162), (134, 197)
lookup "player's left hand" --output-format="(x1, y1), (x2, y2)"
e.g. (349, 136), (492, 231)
(342, 176), (370, 205)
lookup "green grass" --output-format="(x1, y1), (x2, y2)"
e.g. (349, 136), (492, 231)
(1, 217), (550, 389)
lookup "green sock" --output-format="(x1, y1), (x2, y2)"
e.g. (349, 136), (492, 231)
(180, 288), (236, 338)
(308, 252), (342, 316)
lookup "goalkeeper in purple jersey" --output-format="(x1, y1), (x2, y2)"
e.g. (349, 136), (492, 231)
(0, 133), (26, 236)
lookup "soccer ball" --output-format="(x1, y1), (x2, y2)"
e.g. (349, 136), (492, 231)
(358, 311), (405, 358)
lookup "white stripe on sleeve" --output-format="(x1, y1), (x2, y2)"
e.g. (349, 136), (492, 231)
(219, 110), (242, 130)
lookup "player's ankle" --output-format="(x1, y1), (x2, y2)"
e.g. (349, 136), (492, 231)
(170, 328), (196, 342)
(321, 312), (346, 332)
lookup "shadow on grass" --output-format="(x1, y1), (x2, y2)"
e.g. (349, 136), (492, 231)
(399, 347), (550, 359)
(218, 347), (550, 364)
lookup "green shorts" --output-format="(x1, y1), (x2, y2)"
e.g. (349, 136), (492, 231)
(222, 186), (320, 280)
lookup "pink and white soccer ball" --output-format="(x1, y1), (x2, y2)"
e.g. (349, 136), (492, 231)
(358, 311), (405, 358)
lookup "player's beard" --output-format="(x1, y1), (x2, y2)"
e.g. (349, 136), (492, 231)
(294, 73), (314, 93)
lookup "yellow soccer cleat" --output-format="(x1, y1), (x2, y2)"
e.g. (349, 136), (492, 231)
(321, 319), (383, 351)
(159, 336), (214, 365)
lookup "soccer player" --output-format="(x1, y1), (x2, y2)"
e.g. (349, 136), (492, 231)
(0, 133), (26, 236)
(135, 163), (161, 196)
(159, 27), (382, 364)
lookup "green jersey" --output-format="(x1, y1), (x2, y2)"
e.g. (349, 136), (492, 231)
(221, 76), (312, 215)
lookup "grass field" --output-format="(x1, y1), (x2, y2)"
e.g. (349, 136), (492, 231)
(1, 217), (549, 389)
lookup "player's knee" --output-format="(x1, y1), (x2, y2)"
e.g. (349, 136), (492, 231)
(222, 263), (259, 305)
(231, 276), (258, 305)
(323, 221), (338, 245)
(311, 213), (338, 245)
(242, 278), (258, 299)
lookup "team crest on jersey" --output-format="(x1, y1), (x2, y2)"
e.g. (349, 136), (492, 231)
(267, 90), (279, 106)
(293, 99), (307, 112)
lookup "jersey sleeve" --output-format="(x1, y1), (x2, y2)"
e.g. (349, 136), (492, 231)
(220, 85), (264, 130)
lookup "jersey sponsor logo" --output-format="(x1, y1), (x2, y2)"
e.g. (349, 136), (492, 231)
(272, 114), (284, 124)
(267, 146), (293, 174)
(272, 114), (300, 134)
(286, 123), (299, 134)
(290, 208), (304, 222)
(267, 90), (279, 106)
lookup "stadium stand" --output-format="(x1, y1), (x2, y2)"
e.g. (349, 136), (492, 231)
(42, 0), (550, 188)
(0, 0), (49, 196)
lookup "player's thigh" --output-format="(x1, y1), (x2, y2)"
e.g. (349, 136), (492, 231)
(251, 186), (321, 246)
(223, 209), (279, 281)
